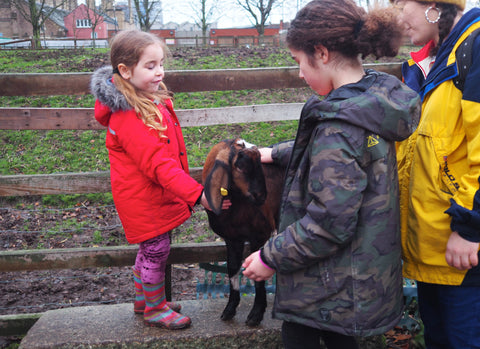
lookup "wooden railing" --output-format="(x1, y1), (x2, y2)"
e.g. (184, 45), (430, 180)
(0, 63), (403, 335)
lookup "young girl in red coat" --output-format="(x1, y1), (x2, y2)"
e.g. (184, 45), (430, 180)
(90, 29), (221, 330)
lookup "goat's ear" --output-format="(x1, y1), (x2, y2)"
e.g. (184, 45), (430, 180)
(204, 160), (230, 215)
(236, 138), (256, 149)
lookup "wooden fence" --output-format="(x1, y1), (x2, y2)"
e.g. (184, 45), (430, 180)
(0, 35), (282, 49)
(0, 63), (403, 336)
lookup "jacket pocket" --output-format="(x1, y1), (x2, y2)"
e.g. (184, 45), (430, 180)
(415, 130), (459, 196)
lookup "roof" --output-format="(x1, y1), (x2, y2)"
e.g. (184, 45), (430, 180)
(37, 3), (69, 30)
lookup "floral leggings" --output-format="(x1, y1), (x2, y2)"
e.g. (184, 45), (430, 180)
(134, 233), (170, 285)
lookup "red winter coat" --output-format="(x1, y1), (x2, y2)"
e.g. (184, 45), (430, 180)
(94, 96), (203, 244)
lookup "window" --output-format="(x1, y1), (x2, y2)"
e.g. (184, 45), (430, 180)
(76, 19), (91, 28)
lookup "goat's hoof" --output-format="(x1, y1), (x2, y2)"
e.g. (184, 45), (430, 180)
(245, 317), (262, 327)
(220, 314), (235, 321)
(220, 310), (236, 321)
(245, 309), (265, 327)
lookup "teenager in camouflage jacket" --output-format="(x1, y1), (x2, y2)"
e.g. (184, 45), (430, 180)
(259, 69), (420, 337)
(241, 1), (421, 344)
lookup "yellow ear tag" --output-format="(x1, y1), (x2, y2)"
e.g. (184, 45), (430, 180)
(220, 187), (228, 196)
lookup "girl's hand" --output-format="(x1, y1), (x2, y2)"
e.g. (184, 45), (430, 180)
(200, 191), (231, 211)
(445, 231), (479, 270)
(242, 251), (275, 281)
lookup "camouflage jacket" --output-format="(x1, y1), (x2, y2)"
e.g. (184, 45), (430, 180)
(261, 70), (420, 337)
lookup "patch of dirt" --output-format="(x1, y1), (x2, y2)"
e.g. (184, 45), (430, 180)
(0, 265), (204, 315)
(0, 201), (212, 311)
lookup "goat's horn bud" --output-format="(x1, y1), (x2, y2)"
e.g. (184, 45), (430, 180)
(220, 187), (228, 196)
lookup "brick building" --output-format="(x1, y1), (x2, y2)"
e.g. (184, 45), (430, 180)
(0, 0), (68, 39)
(209, 22), (285, 47)
(64, 3), (106, 39)
(0, 0), (132, 40)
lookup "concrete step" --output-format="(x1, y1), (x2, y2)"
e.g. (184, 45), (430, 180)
(19, 295), (386, 349)
(19, 296), (283, 349)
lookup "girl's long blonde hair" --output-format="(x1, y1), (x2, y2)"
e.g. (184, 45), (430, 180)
(110, 30), (173, 136)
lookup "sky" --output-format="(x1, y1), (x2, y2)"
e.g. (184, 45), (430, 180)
(161, 0), (480, 29)
(161, 0), (311, 28)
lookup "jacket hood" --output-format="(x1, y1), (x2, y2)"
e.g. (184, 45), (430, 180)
(420, 7), (480, 99)
(303, 70), (420, 142)
(90, 66), (132, 126)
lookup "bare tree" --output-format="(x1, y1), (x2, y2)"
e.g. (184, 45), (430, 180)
(83, 1), (109, 48)
(189, 0), (222, 46)
(236, 0), (280, 43)
(132, 0), (162, 31)
(69, 7), (80, 49)
(8, 0), (67, 49)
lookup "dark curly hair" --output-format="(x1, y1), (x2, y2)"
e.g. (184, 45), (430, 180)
(430, 3), (459, 56)
(286, 0), (404, 64)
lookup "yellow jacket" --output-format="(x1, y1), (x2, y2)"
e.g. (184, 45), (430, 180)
(398, 12), (480, 286)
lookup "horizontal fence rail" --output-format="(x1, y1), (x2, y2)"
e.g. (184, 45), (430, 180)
(0, 64), (401, 96)
(0, 103), (304, 130)
(0, 169), (201, 196)
(0, 242), (228, 272)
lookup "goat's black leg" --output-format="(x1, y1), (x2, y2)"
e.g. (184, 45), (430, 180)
(245, 280), (267, 326)
(246, 238), (269, 326)
(221, 239), (244, 321)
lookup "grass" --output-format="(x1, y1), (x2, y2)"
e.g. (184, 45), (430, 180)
(0, 48), (110, 73)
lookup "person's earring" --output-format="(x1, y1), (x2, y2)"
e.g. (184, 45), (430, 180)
(425, 6), (441, 24)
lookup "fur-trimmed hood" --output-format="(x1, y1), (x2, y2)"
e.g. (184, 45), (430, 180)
(90, 66), (132, 113)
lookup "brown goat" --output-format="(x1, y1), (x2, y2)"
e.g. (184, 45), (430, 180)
(202, 138), (284, 327)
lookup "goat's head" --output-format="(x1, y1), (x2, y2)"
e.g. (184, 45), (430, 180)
(202, 138), (267, 215)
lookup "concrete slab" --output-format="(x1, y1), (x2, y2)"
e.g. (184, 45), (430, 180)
(19, 296), (283, 349)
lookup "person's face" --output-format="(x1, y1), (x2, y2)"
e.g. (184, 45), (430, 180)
(290, 47), (333, 96)
(394, 0), (439, 46)
(122, 43), (165, 93)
